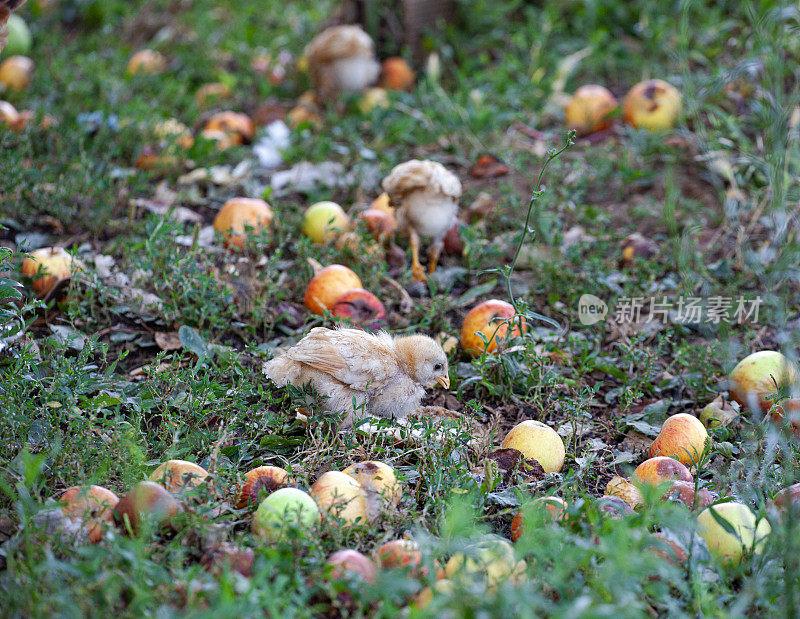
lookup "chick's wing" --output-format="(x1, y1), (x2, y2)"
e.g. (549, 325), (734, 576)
(283, 328), (399, 391)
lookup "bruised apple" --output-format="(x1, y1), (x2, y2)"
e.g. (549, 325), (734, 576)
(633, 457), (693, 487)
(500, 420), (565, 473)
(236, 466), (290, 509)
(729, 351), (799, 412)
(326, 549), (377, 583)
(331, 289), (387, 330)
(649, 413), (709, 466)
(461, 299), (526, 357)
(114, 481), (183, 533)
(304, 264), (362, 315)
(622, 79), (682, 131)
(310, 471), (368, 525)
(604, 476), (644, 509)
(59, 485), (119, 543)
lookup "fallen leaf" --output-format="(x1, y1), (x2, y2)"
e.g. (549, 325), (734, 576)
(155, 331), (182, 351)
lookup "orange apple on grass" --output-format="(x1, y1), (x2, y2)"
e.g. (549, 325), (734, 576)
(59, 485), (119, 543)
(696, 502), (771, 565)
(114, 481), (183, 533)
(633, 456), (693, 487)
(649, 413), (709, 466)
(564, 85), (617, 135)
(358, 208), (397, 239)
(201, 111), (255, 148)
(301, 201), (350, 244)
(236, 465), (290, 509)
(380, 57), (415, 91)
(729, 350), (799, 412)
(500, 420), (565, 473)
(461, 299), (526, 357)
(310, 471), (368, 526)
(127, 49), (167, 76)
(0, 55), (34, 91)
(213, 198), (274, 250)
(149, 460), (209, 493)
(331, 289), (387, 330)
(377, 539), (423, 572)
(21, 247), (84, 298)
(369, 192), (394, 216)
(304, 264), (362, 315)
(622, 79), (682, 132)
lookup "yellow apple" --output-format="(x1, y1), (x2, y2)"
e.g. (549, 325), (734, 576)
(649, 413), (709, 465)
(622, 79), (682, 131)
(301, 201), (350, 244)
(697, 502), (771, 565)
(565, 84), (617, 135)
(729, 350), (799, 412)
(0, 55), (34, 91)
(500, 420), (565, 473)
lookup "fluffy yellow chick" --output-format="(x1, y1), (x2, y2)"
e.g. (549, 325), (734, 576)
(263, 327), (450, 428)
(305, 25), (380, 97)
(382, 160), (462, 281)
(0, 1), (26, 54)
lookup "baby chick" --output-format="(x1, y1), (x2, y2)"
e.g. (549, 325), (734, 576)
(382, 160), (462, 281)
(305, 25), (380, 98)
(264, 327), (450, 429)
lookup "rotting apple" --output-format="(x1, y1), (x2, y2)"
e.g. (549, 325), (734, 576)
(461, 299), (526, 357)
(769, 398), (800, 433)
(649, 413), (709, 466)
(201, 543), (255, 578)
(201, 111), (255, 148)
(310, 471), (368, 526)
(0, 55), (34, 90)
(699, 395), (738, 429)
(597, 494), (636, 517)
(376, 539), (423, 572)
(414, 579), (454, 610)
(301, 201), (350, 244)
(303, 264), (362, 315)
(649, 533), (688, 565)
(236, 465), (290, 510)
(444, 537), (526, 590)
(604, 475), (644, 510)
(326, 549), (377, 583)
(564, 84), (617, 135)
(59, 485), (119, 544)
(341, 461), (400, 521)
(729, 350), (799, 412)
(148, 460), (208, 493)
(114, 481), (183, 533)
(379, 57), (415, 91)
(442, 221), (464, 255)
(622, 79), (682, 132)
(331, 289), (388, 331)
(251, 487), (320, 538)
(126, 49), (166, 75)
(663, 481), (713, 509)
(21, 246), (83, 298)
(213, 198), (274, 250)
(772, 483), (800, 518)
(696, 502), (771, 565)
(633, 456), (693, 487)
(500, 420), (565, 473)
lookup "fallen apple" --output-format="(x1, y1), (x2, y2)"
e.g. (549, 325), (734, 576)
(236, 465), (290, 509)
(649, 413), (709, 466)
(414, 579), (454, 610)
(358, 208), (397, 239)
(114, 481), (183, 533)
(303, 264), (362, 315)
(3, 14), (31, 57)
(0, 55), (34, 90)
(729, 350), (799, 412)
(597, 494), (636, 517)
(287, 103), (322, 129)
(310, 471), (368, 525)
(510, 496), (568, 542)
(663, 481), (713, 509)
(341, 460), (400, 521)
(201, 111), (255, 148)
(622, 79), (682, 131)
(331, 289), (387, 331)
(769, 398), (800, 433)
(126, 49), (166, 75)
(0, 99), (21, 129)
(251, 487), (320, 538)
(620, 233), (658, 267)
(358, 87), (389, 114)
(148, 460), (208, 493)
(201, 543), (255, 578)
(772, 482), (800, 515)
(442, 221), (464, 255)
(649, 533), (688, 565)
(379, 57), (415, 91)
(301, 201), (350, 244)
(604, 475), (644, 509)
(59, 485), (119, 544)
(369, 192), (394, 216)
(213, 198), (274, 250)
(444, 537), (526, 589)
(564, 84), (617, 135)
(326, 549), (377, 583)
(376, 539), (423, 572)
(500, 420), (565, 473)
(696, 502), (771, 565)
(633, 456), (693, 487)
(461, 299), (526, 357)
(21, 246), (83, 298)
(699, 395), (738, 429)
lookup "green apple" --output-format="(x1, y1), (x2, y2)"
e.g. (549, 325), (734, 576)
(301, 201), (350, 244)
(251, 487), (320, 538)
(3, 15), (31, 57)
(697, 502), (771, 565)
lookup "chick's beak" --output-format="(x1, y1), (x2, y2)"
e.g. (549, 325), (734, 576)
(436, 375), (450, 389)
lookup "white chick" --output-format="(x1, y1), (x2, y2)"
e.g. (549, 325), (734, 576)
(263, 327), (450, 429)
(305, 25), (380, 97)
(382, 160), (462, 281)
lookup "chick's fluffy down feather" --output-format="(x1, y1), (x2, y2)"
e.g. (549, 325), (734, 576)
(264, 327), (444, 428)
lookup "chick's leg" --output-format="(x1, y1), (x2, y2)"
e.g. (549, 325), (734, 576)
(427, 239), (444, 275)
(408, 227), (427, 282)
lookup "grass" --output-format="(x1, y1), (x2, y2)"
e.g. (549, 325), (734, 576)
(1, 0), (800, 616)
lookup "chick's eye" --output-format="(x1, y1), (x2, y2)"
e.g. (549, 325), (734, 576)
(434, 363), (443, 371)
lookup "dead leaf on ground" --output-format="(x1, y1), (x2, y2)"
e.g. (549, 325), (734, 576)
(155, 331), (183, 351)
(469, 154), (510, 179)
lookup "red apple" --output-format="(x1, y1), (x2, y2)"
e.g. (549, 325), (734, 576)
(236, 466), (290, 509)
(633, 457), (693, 487)
(326, 549), (377, 583)
(114, 481), (183, 533)
(331, 289), (387, 330)
(304, 265), (362, 315)
(460, 299), (526, 357)
(648, 413), (709, 466)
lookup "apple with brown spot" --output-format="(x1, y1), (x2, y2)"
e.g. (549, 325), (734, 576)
(114, 481), (183, 533)
(461, 299), (526, 357)
(728, 350), (798, 412)
(633, 457), (693, 487)
(236, 465), (289, 510)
